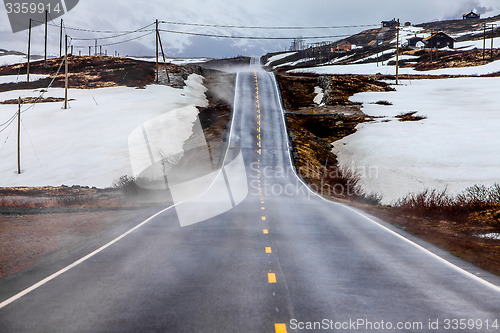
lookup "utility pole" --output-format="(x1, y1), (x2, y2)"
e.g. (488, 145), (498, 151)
(59, 19), (63, 57)
(89, 46), (91, 56)
(44, 10), (48, 66)
(483, 23), (486, 61)
(27, 18), (32, 83)
(491, 24), (496, 59)
(17, 97), (21, 175)
(95, 39), (97, 56)
(155, 19), (159, 83)
(65, 35), (69, 110)
(396, 19), (400, 85)
(157, 30), (171, 83)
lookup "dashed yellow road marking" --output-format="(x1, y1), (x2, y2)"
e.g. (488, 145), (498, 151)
(268, 273), (277, 283)
(261, 207), (265, 210)
(275, 323), (287, 333)
(263, 229), (269, 234)
(265, 247), (272, 254)
(262, 216), (266, 221)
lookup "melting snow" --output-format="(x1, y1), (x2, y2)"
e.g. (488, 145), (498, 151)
(0, 74), (208, 187)
(332, 77), (500, 204)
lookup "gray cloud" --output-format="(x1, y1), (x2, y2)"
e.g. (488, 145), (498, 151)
(444, 0), (494, 19)
(1, 0), (499, 58)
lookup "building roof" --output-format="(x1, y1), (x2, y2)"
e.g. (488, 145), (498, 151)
(463, 10), (480, 17)
(423, 32), (456, 42)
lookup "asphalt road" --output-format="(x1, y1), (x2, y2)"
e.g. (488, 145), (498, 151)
(1, 67), (500, 332)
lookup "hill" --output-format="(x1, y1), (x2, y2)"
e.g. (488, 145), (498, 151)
(262, 14), (500, 74)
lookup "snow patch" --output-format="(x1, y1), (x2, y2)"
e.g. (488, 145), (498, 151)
(291, 58), (500, 76)
(477, 233), (500, 240)
(313, 86), (324, 105)
(265, 52), (297, 66)
(0, 74), (49, 84)
(332, 77), (500, 205)
(0, 74), (208, 188)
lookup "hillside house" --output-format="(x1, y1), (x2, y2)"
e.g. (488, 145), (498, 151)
(407, 36), (424, 47)
(336, 41), (352, 51)
(424, 32), (455, 49)
(382, 19), (398, 28)
(463, 11), (480, 19)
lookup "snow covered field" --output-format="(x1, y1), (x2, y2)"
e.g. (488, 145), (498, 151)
(0, 74), (208, 188)
(0, 54), (29, 66)
(0, 74), (48, 84)
(291, 57), (500, 76)
(332, 77), (500, 204)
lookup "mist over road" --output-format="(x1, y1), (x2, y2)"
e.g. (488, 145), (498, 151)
(0, 65), (499, 332)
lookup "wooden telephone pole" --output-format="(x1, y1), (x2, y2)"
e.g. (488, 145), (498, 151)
(59, 19), (63, 57)
(27, 19), (32, 83)
(483, 23), (487, 61)
(490, 24), (496, 59)
(395, 19), (400, 85)
(157, 30), (171, 84)
(44, 10), (48, 66)
(64, 35), (69, 110)
(17, 97), (21, 174)
(155, 19), (159, 83)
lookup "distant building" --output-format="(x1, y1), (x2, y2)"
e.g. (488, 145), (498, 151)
(423, 32), (455, 49)
(404, 22), (412, 27)
(382, 19), (398, 28)
(407, 36), (424, 47)
(463, 10), (480, 19)
(336, 41), (352, 51)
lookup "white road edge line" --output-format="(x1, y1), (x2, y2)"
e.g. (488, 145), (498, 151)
(269, 72), (500, 293)
(0, 73), (244, 309)
(0, 205), (177, 309)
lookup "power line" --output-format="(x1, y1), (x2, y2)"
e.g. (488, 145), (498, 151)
(32, 19), (155, 34)
(71, 31), (154, 48)
(70, 23), (154, 41)
(158, 29), (352, 40)
(160, 21), (379, 30)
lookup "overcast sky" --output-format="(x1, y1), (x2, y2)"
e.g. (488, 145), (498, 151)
(1, 0), (499, 58)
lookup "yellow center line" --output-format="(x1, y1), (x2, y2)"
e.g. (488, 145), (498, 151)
(265, 247), (272, 254)
(263, 229), (269, 234)
(268, 273), (277, 283)
(275, 323), (288, 333)
(262, 216), (266, 221)
(261, 207), (265, 210)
